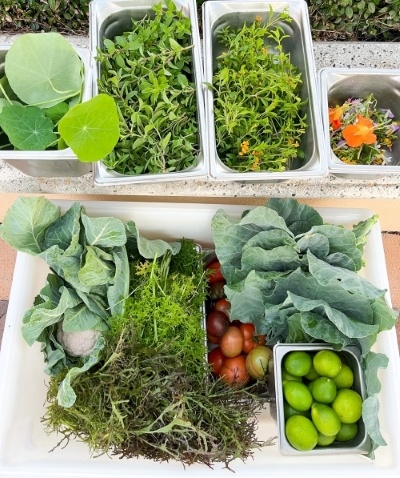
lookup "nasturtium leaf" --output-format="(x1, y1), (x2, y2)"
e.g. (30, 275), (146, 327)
(0, 104), (57, 150)
(5, 32), (83, 108)
(45, 101), (70, 124)
(58, 94), (120, 162)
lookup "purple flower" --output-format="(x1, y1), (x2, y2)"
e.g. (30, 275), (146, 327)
(381, 108), (394, 119)
(337, 139), (346, 147)
(391, 124), (399, 133)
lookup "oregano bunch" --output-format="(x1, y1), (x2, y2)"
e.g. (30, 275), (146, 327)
(209, 10), (307, 173)
(96, 0), (200, 175)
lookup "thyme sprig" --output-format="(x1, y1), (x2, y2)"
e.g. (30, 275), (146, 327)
(209, 10), (307, 172)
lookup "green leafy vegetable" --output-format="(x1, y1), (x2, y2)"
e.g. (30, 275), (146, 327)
(211, 197), (398, 456)
(43, 242), (272, 465)
(58, 94), (120, 162)
(210, 11), (307, 172)
(0, 32), (119, 162)
(96, 0), (199, 175)
(4, 32), (83, 108)
(0, 104), (57, 150)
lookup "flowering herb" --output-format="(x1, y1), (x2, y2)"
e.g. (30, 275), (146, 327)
(329, 94), (399, 166)
(208, 10), (307, 173)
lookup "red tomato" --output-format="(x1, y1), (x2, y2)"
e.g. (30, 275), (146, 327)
(231, 319), (242, 328)
(207, 333), (220, 344)
(207, 310), (230, 338)
(208, 281), (226, 300)
(254, 334), (267, 346)
(207, 259), (224, 284)
(239, 322), (256, 340)
(243, 338), (257, 354)
(208, 347), (225, 375)
(245, 345), (272, 380)
(219, 354), (250, 386)
(220, 326), (244, 358)
(214, 298), (231, 316)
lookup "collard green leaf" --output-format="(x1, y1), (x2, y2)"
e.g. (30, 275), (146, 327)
(62, 303), (104, 332)
(352, 215), (379, 254)
(244, 229), (297, 251)
(5, 32), (83, 108)
(307, 251), (385, 299)
(78, 246), (116, 287)
(57, 335), (105, 408)
(308, 224), (363, 270)
(125, 220), (181, 259)
(362, 395), (387, 450)
(324, 252), (356, 271)
(287, 292), (379, 339)
(286, 313), (309, 342)
(296, 232), (330, 259)
(40, 326), (68, 376)
(266, 198), (323, 235)
(58, 94), (120, 162)
(241, 245), (302, 274)
(42, 202), (82, 251)
(107, 246), (130, 316)
(22, 285), (81, 345)
(363, 351), (389, 395)
(0, 196), (60, 254)
(299, 311), (352, 348)
(0, 104), (57, 150)
(81, 212), (127, 248)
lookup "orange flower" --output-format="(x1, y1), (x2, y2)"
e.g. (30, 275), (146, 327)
(342, 115), (377, 148)
(328, 106), (343, 130)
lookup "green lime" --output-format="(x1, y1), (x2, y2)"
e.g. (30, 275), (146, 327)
(283, 351), (312, 377)
(311, 402), (342, 437)
(313, 350), (342, 378)
(331, 389), (363, 424)
(304, 363), (320, 381)
(336, 422), (358, 442)
(283, 380), (313, 412)
(310, 376), (337, 404)
(282, 370), (302, 382)
(284, 400), (311, 420)
(285, 415), (318, 451)
(332, 364), (354, 389)
(317, 432), (336, 446)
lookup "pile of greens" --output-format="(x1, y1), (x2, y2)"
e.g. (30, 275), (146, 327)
(209, 10), (307, 172)
(0, 32), (119, 161)
(0, 197), (272, 467)
(211, 198), (398, 457)
(96, 0), (200, 175)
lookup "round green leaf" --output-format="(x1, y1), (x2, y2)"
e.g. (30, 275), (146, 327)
(58, 94), (120, 162)
(0, 104), (57, 150)
(5, 32), (83, 108)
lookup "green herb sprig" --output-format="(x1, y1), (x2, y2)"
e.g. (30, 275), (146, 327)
(96, 0), (200, 175)
(209, 10), (307, 172)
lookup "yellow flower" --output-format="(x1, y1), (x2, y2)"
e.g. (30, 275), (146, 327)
(256, 15), (262, 23)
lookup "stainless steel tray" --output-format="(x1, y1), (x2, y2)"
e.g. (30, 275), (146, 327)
(0, 46), (92, 178)
(319, 67), (400, 179)
(203, 0), (326, 182)
(90, 0), (207, 185)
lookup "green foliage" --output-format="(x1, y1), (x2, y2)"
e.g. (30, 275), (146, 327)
(210, 12), (307, 173)
(307, 0), (400, 41)
(96, 0), (200, 175)
(0, 33), (119, 160)
(211, 197), (397, 456)
(0, 0), (89, 34)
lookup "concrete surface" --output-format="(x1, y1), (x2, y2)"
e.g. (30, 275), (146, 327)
(0, 36), (400, 199)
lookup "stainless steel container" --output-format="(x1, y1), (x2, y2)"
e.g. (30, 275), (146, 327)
(274, 343), (371, 456)
(0, 46), (92, 178)
(90, 0), (207, 185)
(203, 0), (326, 182)
(319, 67), (400, 179)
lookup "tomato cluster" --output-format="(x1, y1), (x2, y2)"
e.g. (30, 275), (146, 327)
(206, 258), (272, 387)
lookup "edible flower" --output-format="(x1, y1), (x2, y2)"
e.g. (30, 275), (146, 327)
(328, 106), (343, 130)
(342, 115), (377, 147)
